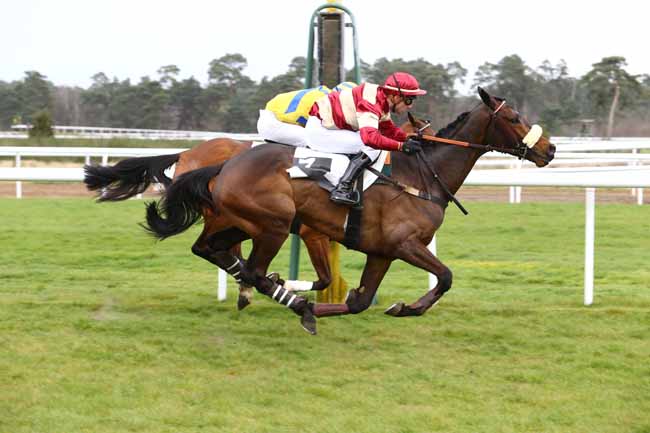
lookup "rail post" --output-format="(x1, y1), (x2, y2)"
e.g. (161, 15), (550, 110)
(584, 188), (595, 306)
(15, 154), (22, 199)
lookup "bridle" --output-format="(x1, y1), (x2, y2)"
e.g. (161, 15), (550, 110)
(414, 100), (536, 161)
(399, 100), (543, 215)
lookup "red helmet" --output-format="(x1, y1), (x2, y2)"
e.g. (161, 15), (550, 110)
(381, 72), (427, 96)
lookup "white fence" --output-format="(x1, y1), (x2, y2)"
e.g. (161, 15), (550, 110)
(2, 138), (649, 305)
(6, 125), (260, 141)
(3, 138), (649, 202)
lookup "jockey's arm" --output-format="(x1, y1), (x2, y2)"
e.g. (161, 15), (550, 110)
(356, 103), (403, 151)
(359, 126), (402, 151)
(378, 119), (408, 142)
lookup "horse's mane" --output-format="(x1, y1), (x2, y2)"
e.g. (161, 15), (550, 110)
(435, 111), (470, 138)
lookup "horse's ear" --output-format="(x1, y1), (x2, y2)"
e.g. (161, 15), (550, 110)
(478, 86), (495, 109)
(407, 111), (416, 126)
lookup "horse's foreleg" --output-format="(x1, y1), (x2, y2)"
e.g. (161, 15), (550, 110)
(313, 255), (391, 318)
(385, 240), (452, 317)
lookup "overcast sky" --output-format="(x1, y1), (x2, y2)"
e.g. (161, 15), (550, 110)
(3, 0), (648, 94)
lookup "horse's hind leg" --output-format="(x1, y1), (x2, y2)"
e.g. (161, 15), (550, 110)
(243, 231), (317, 334)
(385, 239), (452, 317)
(224, 242), (254, 310)
(191, 225), (252, 309)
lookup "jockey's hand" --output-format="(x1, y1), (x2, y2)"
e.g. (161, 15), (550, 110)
(400, 138), (423, 155)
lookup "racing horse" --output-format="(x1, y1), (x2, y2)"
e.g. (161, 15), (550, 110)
(83, 125), (334, 308)
(142, 87), (556, 334)
(84, 108), (448, 307)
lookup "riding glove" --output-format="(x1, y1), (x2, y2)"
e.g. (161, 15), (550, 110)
(400, 138), (423, 155)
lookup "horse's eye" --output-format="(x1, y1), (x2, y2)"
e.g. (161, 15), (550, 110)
(509, 116), (520, 124)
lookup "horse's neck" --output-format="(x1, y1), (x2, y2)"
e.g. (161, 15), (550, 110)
(393, 119), (486, 197)
(434, 126), (486, 195)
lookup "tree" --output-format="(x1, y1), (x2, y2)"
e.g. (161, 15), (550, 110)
(208, 54), (252, 90)
(169, 77), (206, 130)
(581, 56), (641, 137)
(158, 65), (180, 89)
(363, 57), (467, 127)
(473, 55), (540, 113)
(249, 56), (307, 114)
(535, 59), (581, 134)
(132, 76), (169, 129)
(81, 73), (115, 126)
(14, 71), (54, 124)
(28, 110), (54, 138)
(0, 81), (20, 128)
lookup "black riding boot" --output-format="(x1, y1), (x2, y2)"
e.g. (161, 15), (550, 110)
(330, 152), (372, 206)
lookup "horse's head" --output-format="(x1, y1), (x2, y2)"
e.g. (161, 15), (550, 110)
(404, 112), (436, 136)
(476, 87), (556, 167)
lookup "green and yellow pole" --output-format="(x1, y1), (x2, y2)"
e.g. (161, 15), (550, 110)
(291, 1), (360, 301)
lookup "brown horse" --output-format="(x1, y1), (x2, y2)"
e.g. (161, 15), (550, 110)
(84, 131), (335, 308)
(142, 87), (556, 334)
(84, 113), (446, 308)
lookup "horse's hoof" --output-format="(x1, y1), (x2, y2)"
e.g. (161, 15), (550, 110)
(300, 307), (317, 335)
(384, 302), (406, 317)
(237, 295), (251, 311)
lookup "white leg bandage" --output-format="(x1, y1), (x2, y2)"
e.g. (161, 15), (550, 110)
(284, 280), (314, 292)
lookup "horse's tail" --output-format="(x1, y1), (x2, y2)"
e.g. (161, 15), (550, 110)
(142, 163), (225, 240)
(84, 153), (181, 201)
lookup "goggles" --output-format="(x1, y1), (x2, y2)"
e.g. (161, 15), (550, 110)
(403, 96), (416, 106)
(391, 73), (416, 107)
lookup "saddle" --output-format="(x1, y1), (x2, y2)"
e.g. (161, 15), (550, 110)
(286, 147), (391, 249)
(287, 147), (390, 193)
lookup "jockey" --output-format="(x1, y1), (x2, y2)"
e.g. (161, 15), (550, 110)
(305, 72), (426, 206)
(257, 82), (358, 147)
(257, 85), (331, 147)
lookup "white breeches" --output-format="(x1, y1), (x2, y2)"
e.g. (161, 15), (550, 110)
(304, 116), (381, 160)
(256, 110), (308, 147)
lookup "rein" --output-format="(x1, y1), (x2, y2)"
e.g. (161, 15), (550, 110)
(415, 100), (530, 160)
(417, 133), (528, 160)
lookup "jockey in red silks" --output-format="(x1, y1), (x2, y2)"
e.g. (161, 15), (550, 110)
(306, 72), (427, 206)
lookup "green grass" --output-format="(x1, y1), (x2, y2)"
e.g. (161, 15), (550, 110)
(1, 199), (649, 433)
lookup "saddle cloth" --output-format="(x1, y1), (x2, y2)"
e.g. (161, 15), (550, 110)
(287, 147), (389, 191)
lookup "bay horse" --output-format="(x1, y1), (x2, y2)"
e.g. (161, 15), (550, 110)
(84, 128), (335, 308)
(84, 111), (451, 307)
(142, 87), (556, 334)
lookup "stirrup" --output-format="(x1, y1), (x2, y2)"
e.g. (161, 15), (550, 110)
(330, 189), (360, 206)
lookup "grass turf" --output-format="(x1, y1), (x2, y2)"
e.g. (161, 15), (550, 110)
(1, 198), (649, 433)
